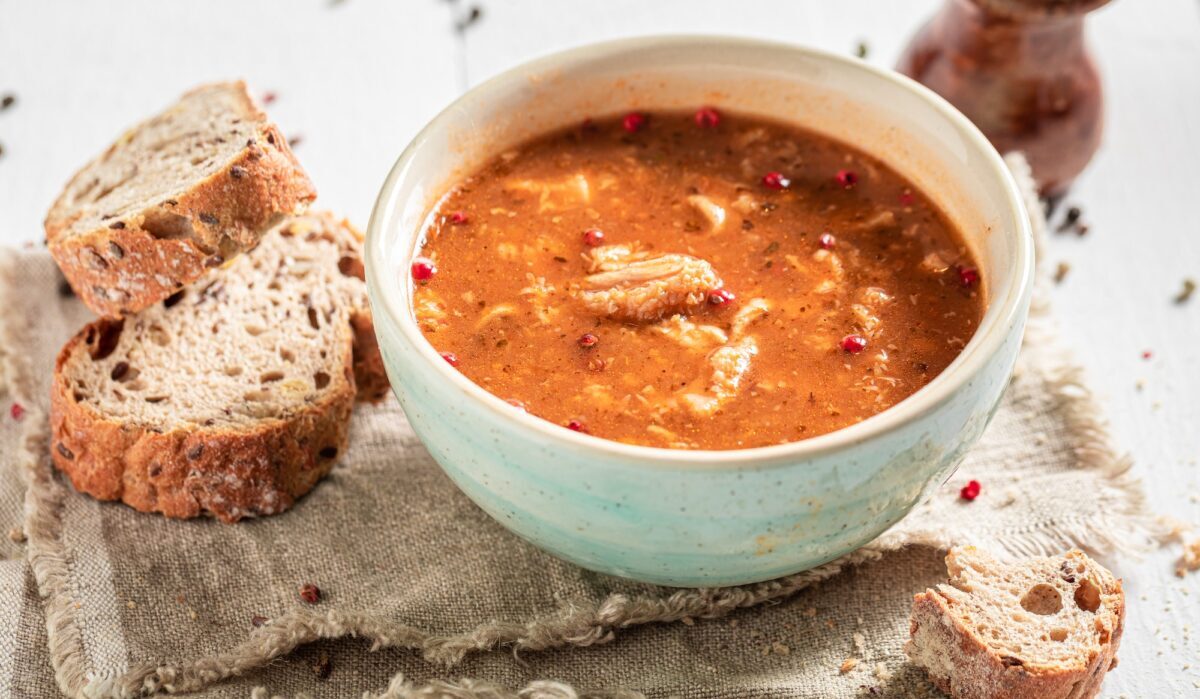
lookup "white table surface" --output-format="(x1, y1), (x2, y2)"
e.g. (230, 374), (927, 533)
(2, 1), (1198, 696)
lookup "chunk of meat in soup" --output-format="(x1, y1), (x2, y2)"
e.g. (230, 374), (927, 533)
(575, 245), (723, 322)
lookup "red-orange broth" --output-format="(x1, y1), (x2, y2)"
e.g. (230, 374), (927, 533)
(411, 109), (985, 450)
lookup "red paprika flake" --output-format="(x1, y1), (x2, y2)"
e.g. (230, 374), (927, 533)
(298, 583), (321, 604)
(577, 333), (599, 349)
(582, 228), (605, 247)
(958, 266), (980, 288)
(694, 106), (721, 129)
(1141, 350), (1153, 360)
(761, 171), (790, 190)
(818, 233), (837, 250)
(440, 351), (460, 367)
(960, 479), (981, 501)
(835, 169), (859, 189)
(621, 112), (647, 133)
(449, 211), (469, 225)
(566, 419), (588, 433)
(899, 190), (915, 206)
(9, 403), (24, 421)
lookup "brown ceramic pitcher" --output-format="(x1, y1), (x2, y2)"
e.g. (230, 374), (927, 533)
(897, 0), (1111, 197)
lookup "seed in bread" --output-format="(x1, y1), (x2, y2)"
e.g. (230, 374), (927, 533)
(50, 213), (387, 522)
(905, 546), (1124, 699)
(45, 81), (316, 318)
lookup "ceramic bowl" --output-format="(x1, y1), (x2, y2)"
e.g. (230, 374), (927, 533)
(365, 36), (1034, 587)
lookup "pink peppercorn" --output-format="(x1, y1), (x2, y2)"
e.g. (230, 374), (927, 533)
(411, 257), (437, 282)
(841, 334), (868, 353)
(299, 584), (321, 604)
(622, 112), (647, 133)
(694, 106), (721, 129)
(708, 288), (736, 306)
(761, 171), (790, 190)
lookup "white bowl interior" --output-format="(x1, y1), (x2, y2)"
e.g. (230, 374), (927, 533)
(368, 36), (1033, 462)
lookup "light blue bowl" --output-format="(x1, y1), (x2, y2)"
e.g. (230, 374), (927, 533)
(365, 37), (1034, 587)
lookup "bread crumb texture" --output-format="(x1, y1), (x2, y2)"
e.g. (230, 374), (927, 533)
(50, 213), (386, 522)
(45, 81), (316, 317)
(905, 546), (1124, 699)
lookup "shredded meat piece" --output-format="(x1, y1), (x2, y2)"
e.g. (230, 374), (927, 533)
(687, 194), (727, 232)
(731, 191), (759, 215)
(575, 246), (722, 322)
(731, 298), (770, 338)
(678, 337), (758, 417)
(646, 423), (694, 449)
(851, 288), (892, 338)
(921, 250), (953, 274)
(733, 127), (767, 149)
(852, 209), (897, 233)
(474, 302), (517, 329)
(414, 292), (448, 332)
(583, 243), (641, 273)
(850, 287), (892, 337)
(813, 248), (845, 294)
(582, 383), (616, 410)
(504, 173), (590, 212)
(652, 315), (728, 350)
(518, 274), (559, 325)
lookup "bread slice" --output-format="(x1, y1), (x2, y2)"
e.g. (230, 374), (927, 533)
(49, 213), (388, 522)
(905, 546), (1124, 699)
(46, 81), (316, 319)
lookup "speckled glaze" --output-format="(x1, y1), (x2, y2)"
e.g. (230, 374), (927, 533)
(365, 37), (1035, 587)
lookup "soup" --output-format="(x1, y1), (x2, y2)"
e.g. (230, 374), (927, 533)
(410, 109), (984, 450)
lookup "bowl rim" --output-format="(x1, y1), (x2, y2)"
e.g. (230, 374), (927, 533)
(365, 34), (1035, 469)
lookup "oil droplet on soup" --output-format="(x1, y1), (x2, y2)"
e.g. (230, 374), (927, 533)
(411, 110), (984, 450)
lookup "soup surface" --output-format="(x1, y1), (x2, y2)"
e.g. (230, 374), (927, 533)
(412, 110), (985, 450)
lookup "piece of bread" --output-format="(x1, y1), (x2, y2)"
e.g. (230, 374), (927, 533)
(46, 81), (316, 319)
(49, 213), (388, 522)
(905, 546), (1124, 699)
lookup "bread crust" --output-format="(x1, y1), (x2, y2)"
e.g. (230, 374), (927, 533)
(46, 82), (316, 319)
(906, 551), (1125, 699)
(350, 311), (390, 403)
(49, 320), (355, 523)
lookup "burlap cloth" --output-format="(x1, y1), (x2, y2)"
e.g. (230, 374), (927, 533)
(0, 157), (1157, 698)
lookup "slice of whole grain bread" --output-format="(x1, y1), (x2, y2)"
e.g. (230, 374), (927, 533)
(905, 546), (1124, 699)
(46, 81), (316, 318)
(50, 213), (388, 523)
